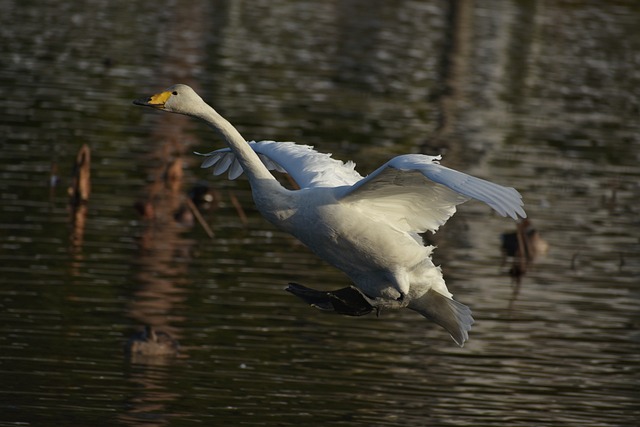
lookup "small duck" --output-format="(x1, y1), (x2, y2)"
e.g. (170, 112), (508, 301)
(125, 325), (179, 357)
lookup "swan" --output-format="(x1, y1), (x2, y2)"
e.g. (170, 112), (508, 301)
(134, 84), (526, 346)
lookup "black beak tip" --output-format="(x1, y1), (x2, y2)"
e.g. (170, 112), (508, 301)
(133, 98), (149, 106)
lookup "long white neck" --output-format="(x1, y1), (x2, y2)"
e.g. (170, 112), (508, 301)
(191, 102), (277, 184)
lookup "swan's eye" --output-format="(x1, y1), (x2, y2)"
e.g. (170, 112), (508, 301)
(172, 91), (178, 95)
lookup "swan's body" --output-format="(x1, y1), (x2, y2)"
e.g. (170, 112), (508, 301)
(134, 84), (526, 346)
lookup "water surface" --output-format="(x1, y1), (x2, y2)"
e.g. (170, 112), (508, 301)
(1, 1), (639, 426)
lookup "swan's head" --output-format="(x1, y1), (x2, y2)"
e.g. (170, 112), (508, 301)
(133, 84), (204, 115)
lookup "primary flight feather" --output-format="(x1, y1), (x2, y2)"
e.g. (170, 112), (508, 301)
(134, 84), (526, 346)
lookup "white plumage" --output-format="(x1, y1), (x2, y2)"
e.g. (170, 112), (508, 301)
(135, 84), (526, 346)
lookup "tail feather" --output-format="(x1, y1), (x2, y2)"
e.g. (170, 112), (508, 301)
(408, 289), (474, 347)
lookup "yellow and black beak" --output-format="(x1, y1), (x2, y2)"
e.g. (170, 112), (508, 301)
(133, 90), (172, 109)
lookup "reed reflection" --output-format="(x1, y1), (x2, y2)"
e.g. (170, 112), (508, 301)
(68, 144), (91, 274)
(121, 1), (214, 424)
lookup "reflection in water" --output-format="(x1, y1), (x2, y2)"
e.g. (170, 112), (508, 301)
(121, 2), (213, 425)
(0, 1), (639, 426)
(68, 144), (92, 207)
(427, 0), (473, 152)
(127, 146), (192, 339)
(119, 364), (184, 427)
(125, 0), (212, 341)
(68, 144), (91, 275)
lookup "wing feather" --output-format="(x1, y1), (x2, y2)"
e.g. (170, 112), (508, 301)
(228, 159), (244, 180)
(422, 163), (527, 219)
(196, 141), (363, 188)
(212, 153), (234, 176)
(196, 146), (526, 233)
(340, 154), (526, 234)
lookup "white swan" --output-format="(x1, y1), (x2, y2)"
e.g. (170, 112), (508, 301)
(134, 84), (526, 346)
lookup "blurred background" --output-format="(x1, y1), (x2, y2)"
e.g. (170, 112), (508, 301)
(1, 0), (639, 425)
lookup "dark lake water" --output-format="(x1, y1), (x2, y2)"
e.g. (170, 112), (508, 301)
(1, 1), (639, 426)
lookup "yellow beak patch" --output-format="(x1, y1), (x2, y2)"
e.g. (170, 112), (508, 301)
(146, 90), (172, 107)
(133, 90), (172, 109)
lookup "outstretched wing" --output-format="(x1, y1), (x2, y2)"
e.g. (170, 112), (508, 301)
(196, 140), (363, 188)
(339, 154), (526, 233)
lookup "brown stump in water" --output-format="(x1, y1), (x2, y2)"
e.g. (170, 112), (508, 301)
(69, 144), (91, 206)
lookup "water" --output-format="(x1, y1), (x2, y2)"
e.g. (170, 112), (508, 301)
(1, 1), (639, 425)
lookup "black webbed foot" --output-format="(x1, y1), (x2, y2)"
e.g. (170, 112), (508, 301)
(286, 283), (374, 317)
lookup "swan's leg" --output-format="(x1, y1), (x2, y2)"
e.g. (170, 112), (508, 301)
(286, 283), (374, 316)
